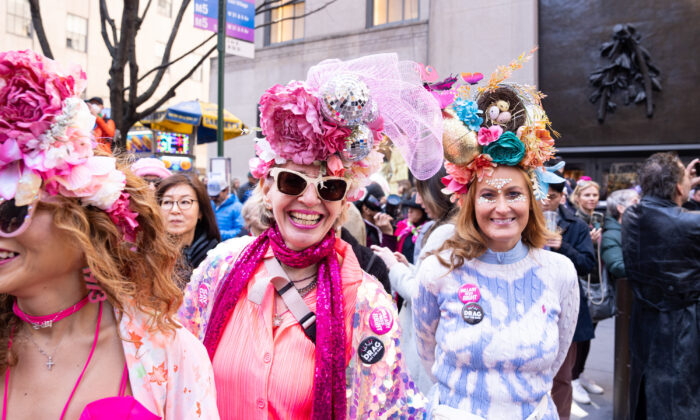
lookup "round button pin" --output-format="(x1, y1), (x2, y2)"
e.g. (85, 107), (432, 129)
(357, 336), (385, 365)
(461, 303), (484, 325)
(458, 284), (481, 303)
(368, 307), (393, 335)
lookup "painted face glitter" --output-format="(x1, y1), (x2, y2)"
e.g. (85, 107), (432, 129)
(506, 194), (527, 204)
(485, 178), (512, 193)
(477, 196), (496, 205)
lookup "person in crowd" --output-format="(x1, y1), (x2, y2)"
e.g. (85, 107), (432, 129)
(157, 174), (221, 286)
(371, 166), (458, 394)
(600, 189), (639, 280)
(0, 50), (218, 419)
(86, 97), (115, 153)
(413, 72), (579, 418)
(131, 157), (172, 190)
(237, 172), (257, 204)
(569, 178), (606, 400)
(208, 176), (245, 240)
(356, 187), (397, 249)
(394, 193), (430, 264)
(542, 181), (596, 415)
(239, 187), (268, 237)
(621, 153), (700, 419)
(178, 53), (444, 418)
(682, 187), (700, 210)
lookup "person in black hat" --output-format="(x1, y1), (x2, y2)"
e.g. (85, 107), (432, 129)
(395, 193), (429, 264)
(355, 184), (396, 250)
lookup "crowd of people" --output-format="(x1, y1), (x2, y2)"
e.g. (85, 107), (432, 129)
(0, 49), (698, 420)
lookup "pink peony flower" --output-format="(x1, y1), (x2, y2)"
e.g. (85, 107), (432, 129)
(0, 50), (82, 145)
(444, 162), (474, 185)
(477, 125), (503, 146)
(259, 81), (351, 165)
(106, 192), (140, 243)
(249, 157), (274, 179)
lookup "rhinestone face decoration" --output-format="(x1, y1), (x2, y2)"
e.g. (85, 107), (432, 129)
(477, 196), (496, 205)
(341, 124), (373, 161)
(485, 178), (512, 193)
(319, 75), (372, 126)
(506, 195), (527, 204)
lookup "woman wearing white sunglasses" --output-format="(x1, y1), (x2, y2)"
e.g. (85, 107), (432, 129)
(178, 54), (444, 419)
(0, 51), (218, 419)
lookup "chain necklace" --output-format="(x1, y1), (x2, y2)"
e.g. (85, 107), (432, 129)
(24, 330), (67, 371)
(273, 277), (318, 327)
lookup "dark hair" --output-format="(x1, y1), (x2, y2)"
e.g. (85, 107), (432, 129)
(549, 182), (565, 193)
(638, 152), (684, 201)
(415, 166), (457, 245)
(156, 174), (221, 242)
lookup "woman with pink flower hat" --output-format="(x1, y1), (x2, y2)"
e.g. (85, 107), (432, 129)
(178, 53), (444, 419)
(0, 50), (218, 419)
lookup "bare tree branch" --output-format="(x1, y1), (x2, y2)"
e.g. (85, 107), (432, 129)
(136, 0), (192, 106)
(255, 0), (339, 30)
(99, 0), (116, 55)
(138, 0), (153, 29)
(128, 32), (216, 89)
(133, 45), (217, 121)
(28, 0), (53, 59)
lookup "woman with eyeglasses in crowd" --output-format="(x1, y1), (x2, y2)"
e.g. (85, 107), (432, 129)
(178, 54), (444, 418)
(0, 50), (218, 419)
(412, 67), (579, 419)
(157, 174), (221, 287)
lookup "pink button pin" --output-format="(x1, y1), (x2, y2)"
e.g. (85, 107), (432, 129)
(458, 284), (480, 304)
(368, 307), (394, 335)
(198, 283), (210, 306)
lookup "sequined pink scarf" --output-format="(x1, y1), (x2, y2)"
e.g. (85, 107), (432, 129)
(203, 224), (346, 419)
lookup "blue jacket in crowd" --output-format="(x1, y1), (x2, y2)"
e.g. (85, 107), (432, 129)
(211, 194), (245, 240)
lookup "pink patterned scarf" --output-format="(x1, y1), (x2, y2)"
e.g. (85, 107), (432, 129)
(203, 224), (346, 419)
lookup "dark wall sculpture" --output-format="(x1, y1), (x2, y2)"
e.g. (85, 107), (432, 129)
(589, 24), (661, 123)
(539, 0), (699, 147)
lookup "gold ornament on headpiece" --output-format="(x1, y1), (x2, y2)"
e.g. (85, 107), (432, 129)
(441, 108), (480, 166)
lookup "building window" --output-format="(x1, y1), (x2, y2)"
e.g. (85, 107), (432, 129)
(158, 0), (172, 17)
(369, 0), (418, 27)
(66, 14), (88, 52)
(6, 0), (32, 37)
(264, 0), (305, 46)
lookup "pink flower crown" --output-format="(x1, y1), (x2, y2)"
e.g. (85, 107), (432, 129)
(250, 53), (444, 200)
(418, 50), (562, 202)
(0, 50), (138, 241)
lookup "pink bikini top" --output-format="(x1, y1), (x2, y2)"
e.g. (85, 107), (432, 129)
(78, 364), (160, 420)
(3, 302), (161, 420)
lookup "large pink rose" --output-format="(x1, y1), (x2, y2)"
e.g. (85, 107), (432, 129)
(259, 81), (350, 165)
(0, 50), (82, 145)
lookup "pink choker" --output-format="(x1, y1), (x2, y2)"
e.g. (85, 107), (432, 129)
(12, 296), (90, 329)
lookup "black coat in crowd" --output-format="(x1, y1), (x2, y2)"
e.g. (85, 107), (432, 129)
(622, 196), (700, 419)
(553, 205), (596, 342)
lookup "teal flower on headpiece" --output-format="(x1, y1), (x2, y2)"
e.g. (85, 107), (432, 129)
(482, 132), (526, 166)
(452, 98), (483, 131)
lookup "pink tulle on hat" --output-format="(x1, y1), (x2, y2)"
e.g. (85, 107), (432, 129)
(131, 158), (172, 179)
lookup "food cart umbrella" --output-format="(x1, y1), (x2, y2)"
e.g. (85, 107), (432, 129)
(142, 100), (247, 144)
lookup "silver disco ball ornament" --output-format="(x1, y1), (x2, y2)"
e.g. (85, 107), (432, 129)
(319, 75), (371, 126)
(341, 125), (373, 162)
(364, 100), (379, 124)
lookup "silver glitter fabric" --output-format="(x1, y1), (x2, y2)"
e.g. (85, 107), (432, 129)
(341, 125), (374, 162)
(319, 75), (372, 126)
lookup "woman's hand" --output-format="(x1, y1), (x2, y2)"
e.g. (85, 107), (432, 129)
(393, 252), (409, 266)
(371, 245), (398, 269)
(546, 233), (562, 250)
(590, 227), (602, 242)
(374, 212), (394, 235)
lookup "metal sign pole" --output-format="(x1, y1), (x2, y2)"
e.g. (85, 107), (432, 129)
(216, 0), (225, 157)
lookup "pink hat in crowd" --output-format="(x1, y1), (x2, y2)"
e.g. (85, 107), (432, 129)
(131, 158), (172, 179)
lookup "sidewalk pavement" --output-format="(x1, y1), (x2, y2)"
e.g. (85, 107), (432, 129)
(572, 317), (615, 419)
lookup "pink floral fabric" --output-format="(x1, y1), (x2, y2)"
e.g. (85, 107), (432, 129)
(119, 307), (219, 419)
